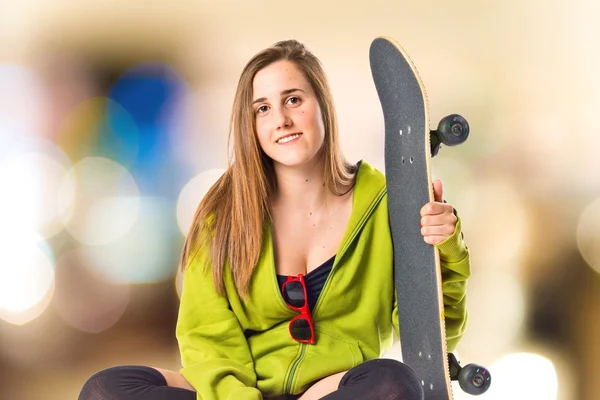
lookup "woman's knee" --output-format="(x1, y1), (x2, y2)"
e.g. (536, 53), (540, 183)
(341, 358), (424, 399)
(79, 367), (115, 400)
(78, 365), (167, 400)
(377, 359), (420, 382)
(377, 359), (423, 398)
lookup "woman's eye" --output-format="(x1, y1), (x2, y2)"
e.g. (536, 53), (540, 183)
(256, 105), (269, 114)
(287, 96), (300, 105)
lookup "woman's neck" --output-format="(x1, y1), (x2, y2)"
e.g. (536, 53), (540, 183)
(271, 156), (330, 212)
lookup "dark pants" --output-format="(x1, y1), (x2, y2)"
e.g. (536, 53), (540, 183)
(79, 359), (424, 400)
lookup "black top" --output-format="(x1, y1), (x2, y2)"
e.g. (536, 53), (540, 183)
(276, 255), (335, 313)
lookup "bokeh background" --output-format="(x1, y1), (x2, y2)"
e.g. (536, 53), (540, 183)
(1, 1), (598, 399)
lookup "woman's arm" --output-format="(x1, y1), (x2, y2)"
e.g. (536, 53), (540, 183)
(176, 251), (263, 400)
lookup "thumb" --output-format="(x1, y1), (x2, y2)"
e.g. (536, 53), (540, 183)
(433, 179), (443, 202)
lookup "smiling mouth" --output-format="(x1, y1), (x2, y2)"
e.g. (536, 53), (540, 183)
(276, 133), (302, 144)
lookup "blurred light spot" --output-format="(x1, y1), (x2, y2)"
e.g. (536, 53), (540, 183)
(0, 141), (72, 239)
(54, 250), (130, 333)
(486, 352), (558, 400)
(461, 271), (526, 357)
(99, 100), (140, 168)
(109, 63), (185, 126)
(176, 169), (226, 236)
(80, 197), (179, 284)
(0, 231), (55, 325)
(3, 134), (72, 166)
(577, 197), (600, 274)
(59, 157), (140, 246)
(167, 91), (209, 172)
(56, 96), (104, 160)
(0, 64), (49, 141)
(103, 63), (190, 198)
(0, 119), (25, 159)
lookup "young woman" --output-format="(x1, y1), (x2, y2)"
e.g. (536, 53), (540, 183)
(79, 39), (470, 400)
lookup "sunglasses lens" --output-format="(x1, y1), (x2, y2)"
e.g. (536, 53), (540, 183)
(290, 317), (312, 341)
(283, 281), (305, 308)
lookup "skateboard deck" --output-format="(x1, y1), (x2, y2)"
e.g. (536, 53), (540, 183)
(370, 36), (452, 399)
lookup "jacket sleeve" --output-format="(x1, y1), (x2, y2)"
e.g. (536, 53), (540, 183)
(176, 250), (263, 400)
(392, 214), (471, 353)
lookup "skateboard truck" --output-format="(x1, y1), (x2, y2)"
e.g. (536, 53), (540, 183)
(448, 352), (491, 395)
(430, 114), (470, 157)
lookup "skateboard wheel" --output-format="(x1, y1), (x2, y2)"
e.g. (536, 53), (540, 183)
(458, 363), (491, 395)
(436, 114), (469, 146)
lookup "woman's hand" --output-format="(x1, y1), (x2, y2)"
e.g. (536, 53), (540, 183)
(420, 179), (457, 245)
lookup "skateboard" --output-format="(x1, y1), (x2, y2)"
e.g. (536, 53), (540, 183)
(369, 36), (491, 398)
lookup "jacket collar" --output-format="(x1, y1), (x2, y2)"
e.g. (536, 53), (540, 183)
(336, 160), (387, 262)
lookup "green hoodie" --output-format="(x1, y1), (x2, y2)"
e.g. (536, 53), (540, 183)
(176, 161), (470, 400)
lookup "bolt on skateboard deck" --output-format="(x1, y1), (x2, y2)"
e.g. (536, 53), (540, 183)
(369, 36), (491, 398)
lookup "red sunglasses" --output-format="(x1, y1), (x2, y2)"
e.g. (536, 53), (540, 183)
(281, 274), (315, 344)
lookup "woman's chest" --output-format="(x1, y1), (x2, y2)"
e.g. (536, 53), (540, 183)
(271, 204), (351, 275)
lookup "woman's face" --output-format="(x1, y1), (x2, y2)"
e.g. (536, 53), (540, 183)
(252, 60), (325, 169)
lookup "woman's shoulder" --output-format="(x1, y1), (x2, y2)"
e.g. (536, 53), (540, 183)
(355, 160), (386, 190)
(350, 160), (387, 210)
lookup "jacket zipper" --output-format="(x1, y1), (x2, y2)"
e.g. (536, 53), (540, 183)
(280, 186), (387, 394)
(285, 343), (307, 393)
(312, 187), (387, 316)
(269, 222), (307, 394)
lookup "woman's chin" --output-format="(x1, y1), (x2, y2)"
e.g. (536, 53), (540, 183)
(272, 154), (322, 170)
(273, 159), (307, 169)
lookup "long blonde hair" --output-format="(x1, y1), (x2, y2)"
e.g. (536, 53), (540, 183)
(180, 39), (357, 297)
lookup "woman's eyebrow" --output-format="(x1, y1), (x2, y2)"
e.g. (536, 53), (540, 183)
(252, 88), (306, 105)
